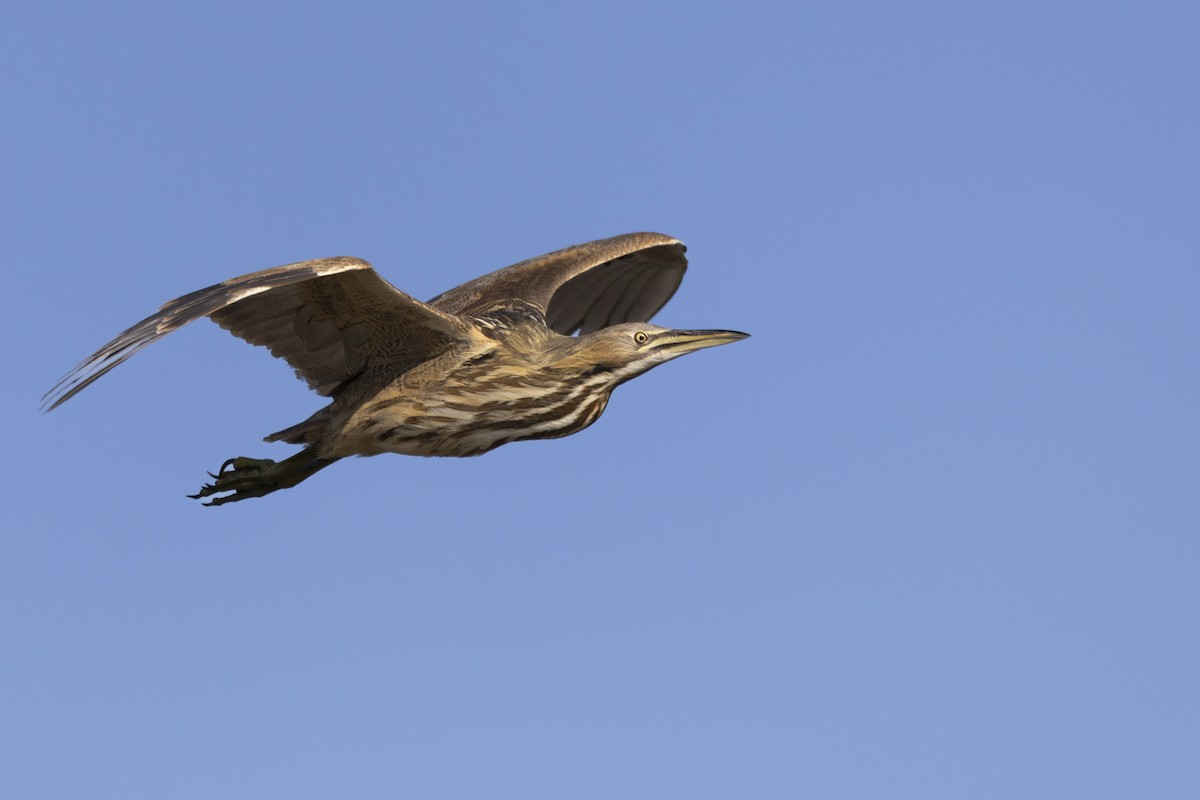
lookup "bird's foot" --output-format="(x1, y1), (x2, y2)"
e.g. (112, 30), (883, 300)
(188, 450), (336, 506)
(189, 457), (285, 506)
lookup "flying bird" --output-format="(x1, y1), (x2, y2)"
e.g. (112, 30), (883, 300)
(44, 232), (748, 505)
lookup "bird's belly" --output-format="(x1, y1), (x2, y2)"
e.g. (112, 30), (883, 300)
(336, 390), (611, 458)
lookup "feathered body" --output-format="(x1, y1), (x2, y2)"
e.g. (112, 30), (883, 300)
(294, 304), (646, 458)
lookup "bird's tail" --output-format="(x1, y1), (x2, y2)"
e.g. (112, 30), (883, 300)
(264, 412), (328, 445)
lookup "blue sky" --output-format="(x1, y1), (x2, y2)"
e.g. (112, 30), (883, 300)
(3, 1), (1197, 797)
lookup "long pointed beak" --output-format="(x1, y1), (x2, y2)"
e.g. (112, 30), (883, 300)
(653, 329), (750, 355)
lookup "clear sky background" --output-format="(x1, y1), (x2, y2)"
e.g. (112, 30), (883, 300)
(3, 2), (1197, 797)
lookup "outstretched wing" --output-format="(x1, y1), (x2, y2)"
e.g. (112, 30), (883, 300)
(429, 232), (687, 335)
(43, 257), (469, 411)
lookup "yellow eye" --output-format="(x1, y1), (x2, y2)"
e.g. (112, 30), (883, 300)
(633, 331), (649, 345)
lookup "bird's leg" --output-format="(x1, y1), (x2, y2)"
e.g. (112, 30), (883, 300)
(189, 447), (337, 506)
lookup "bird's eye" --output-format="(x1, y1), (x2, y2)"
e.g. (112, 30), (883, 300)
(633, 331), (649, 345)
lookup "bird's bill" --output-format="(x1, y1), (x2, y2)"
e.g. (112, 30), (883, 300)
(653, 329), (750, 355)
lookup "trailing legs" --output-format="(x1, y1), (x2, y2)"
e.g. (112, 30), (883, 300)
(189, 447), (338, 506)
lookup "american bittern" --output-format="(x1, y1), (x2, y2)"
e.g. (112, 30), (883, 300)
(45, 232), (748, 505)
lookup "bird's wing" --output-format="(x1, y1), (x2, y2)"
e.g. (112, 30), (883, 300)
(43, 257), (469, 411)
(428, 232), (687, 335)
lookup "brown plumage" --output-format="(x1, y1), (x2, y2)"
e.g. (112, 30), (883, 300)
(44, 232), (748, 504)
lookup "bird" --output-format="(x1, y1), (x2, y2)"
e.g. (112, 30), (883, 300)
(44, 232), (748, 505)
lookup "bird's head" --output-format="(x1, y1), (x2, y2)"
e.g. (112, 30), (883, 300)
(562, 323), (749, 384)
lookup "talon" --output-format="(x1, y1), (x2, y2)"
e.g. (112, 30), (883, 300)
(192, 456), (273, 505)
(189, 451), (331, 505)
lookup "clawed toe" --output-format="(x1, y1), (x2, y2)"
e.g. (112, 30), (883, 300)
(190, 456), (280, 505)
(188, 451), (333, 506)
(219, 457), (273, 475)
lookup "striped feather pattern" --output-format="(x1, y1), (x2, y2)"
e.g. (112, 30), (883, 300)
(339, 349), (649, 458)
